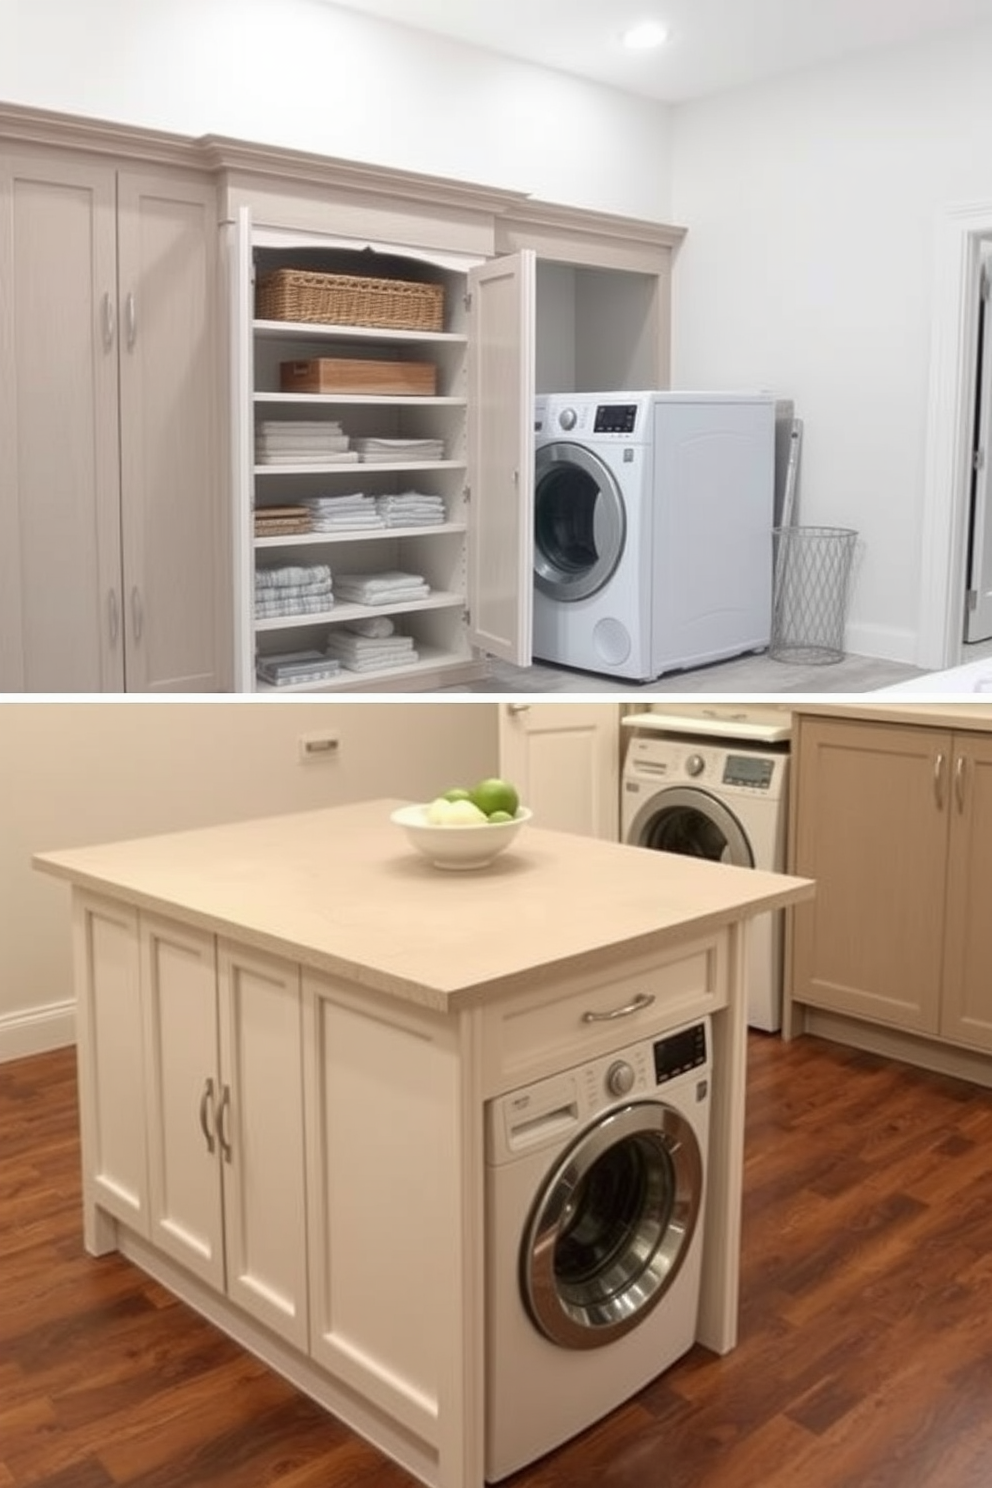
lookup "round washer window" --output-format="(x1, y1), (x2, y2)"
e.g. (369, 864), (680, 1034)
(534, 443), (626, 602)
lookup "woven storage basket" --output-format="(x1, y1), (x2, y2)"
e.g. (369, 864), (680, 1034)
(256, 268), (445, 332)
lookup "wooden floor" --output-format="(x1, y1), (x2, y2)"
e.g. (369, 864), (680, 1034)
(4, 1034), (992, 1488)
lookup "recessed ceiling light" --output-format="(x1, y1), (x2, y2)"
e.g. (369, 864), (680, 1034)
(621, 20), (668, 51)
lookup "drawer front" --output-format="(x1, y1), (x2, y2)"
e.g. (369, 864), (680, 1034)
(480, 933), (728, 1096)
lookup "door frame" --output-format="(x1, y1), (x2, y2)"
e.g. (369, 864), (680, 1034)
(919, 200), (992, 668)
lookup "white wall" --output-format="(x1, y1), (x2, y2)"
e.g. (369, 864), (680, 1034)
(670, 21), (992, 664)
(0, 700), (499, 1060)
(0, 0), (674, 219)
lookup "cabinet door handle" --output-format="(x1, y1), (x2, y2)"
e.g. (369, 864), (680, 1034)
(198, 1077), (216, 1155)
(955, 754), (967, 811)
(933, 751), (946, 809)
(217, 1084), (233, 1163)
(507, 703), (530, 715)
(108, 589), (120, 646)
(125, 291), (137, 350)
(582, 992), (656, 1024)
(131, 586), (143, 643)
(102, 292), (115, 349)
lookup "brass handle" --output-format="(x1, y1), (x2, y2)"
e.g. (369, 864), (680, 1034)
(216, 1084), (233, 1164)
(198, 1077), (216, 1155)
(582, 992), (656, 1024)
(933, 751), (946, 809)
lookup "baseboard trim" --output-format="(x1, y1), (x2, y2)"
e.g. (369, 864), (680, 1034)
(0, 1001), (76, 1063)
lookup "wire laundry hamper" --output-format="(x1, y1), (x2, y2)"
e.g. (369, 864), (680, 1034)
(770, 526), (858, 665)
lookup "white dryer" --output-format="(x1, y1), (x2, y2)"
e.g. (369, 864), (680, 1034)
(485, 1018), (711, 1481)
(622, 733), (790, 1031)
(532, 390), (775, 681)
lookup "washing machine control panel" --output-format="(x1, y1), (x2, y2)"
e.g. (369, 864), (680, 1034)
(653, 1022), (708, 1084)
(593, 403), (639, 434)
(722, 753), (775, 790)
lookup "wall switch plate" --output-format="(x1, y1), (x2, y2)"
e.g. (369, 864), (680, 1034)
(298, 731), (339, 762)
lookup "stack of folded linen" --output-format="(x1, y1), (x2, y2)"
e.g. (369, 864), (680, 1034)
(324, 623), (420, 673)
(374, 491), (446, 527)
(256, 649), (342, 687)
(353, 437), (445, 464)
(255, 420), (359, 466)
(254, 504), (312, 537)
(299, 494), (385, 532)
(255, 562), (334, 619)
(333, 571), (431, 606)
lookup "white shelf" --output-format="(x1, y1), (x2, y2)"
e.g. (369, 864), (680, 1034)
(254, 590), (465, 633)
(254, 318), (467, 347)
(255, 523), (467, 550)
(254, 460), (465, 476)
(255, 392), (466, 407)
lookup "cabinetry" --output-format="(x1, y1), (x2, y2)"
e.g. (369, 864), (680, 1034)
(77, 897), (308, 1347)
(788, 713), (992, 1062)
(0, 147), (226, 692)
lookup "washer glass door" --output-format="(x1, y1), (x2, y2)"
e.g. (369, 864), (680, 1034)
(627, 787), (754, 867)
(534, 442), (626, 602)
(523, 1101), (703, 1350)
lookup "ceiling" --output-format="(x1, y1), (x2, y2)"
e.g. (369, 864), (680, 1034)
(330, 0), (992, 103)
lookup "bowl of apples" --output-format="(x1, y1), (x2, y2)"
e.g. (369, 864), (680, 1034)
(391, 778), (531, 870)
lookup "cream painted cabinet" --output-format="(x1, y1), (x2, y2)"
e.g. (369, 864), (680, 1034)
(790, 716), (992, 1055)
(143, 927), (309, 1349)
(498, 701), (620, 840)
(0, 150), (226, 691)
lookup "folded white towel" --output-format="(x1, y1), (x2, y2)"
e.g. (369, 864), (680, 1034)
(256, 564), (332, 590)
(344, 617), (395, 638)
(334, 570), (425, 592)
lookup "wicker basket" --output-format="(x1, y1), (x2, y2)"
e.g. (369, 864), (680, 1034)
(256, 268), (445, 332)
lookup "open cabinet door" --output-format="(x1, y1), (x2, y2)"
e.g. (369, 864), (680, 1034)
(467, 251), (535, 666)
(226, 205), (255, 691)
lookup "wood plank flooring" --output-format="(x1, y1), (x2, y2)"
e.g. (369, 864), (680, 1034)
(3, 1034), (992, 1487)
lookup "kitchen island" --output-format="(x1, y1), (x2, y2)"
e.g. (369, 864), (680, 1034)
(35, 798), (813, 1488)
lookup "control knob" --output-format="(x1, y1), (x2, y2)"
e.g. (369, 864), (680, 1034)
(606, 1060), (636, 1098)
(558, 407), (577, 431)
(685, 753), (706, 778)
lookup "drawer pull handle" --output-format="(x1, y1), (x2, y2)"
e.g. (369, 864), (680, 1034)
(198, 1077), (216, 1155)
(582, 992), (656, 1024)
(217, 1084), (233, 1163)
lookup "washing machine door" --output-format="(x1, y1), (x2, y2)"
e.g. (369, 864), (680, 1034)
(626, 787), (754, 867)
(534, 441), (626, 602)
(522, 1101), (703, 1350)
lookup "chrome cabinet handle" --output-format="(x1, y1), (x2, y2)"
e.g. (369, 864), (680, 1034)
(216, 1084), (233, 1163)
(198, 1077), (216, 1155)
(131, 586), (143, 643)
(933, 751), (946, 809)
(102, 292), (115, 349)
(582, 992), (656, 1024)
(108, 589), (120, 646)
(125, 291), (137, 350)
(955, 754), (967, 811)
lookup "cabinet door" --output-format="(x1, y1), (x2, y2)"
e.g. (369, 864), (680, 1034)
(791, 717), (950, 1033)
(117, 170), (228, 691)
(498, 701), (620, 839)
(142, 915), (225, 1288)
(941, 733), (992, 1049)
(466, 251), (535, 666)
(218, 942), (308, 1349)
(73, 895), (148, 1239)
(0, 152), (123, 691)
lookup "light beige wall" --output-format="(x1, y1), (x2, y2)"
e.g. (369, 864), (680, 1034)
(0, 700), (499, 1060)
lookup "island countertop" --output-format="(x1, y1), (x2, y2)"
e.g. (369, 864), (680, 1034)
(34, 797), (814, 1012)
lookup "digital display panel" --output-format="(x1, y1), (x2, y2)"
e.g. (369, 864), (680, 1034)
(593, 404), (638, 434)
(723, 754), (774, 789)
(653, 1022), (707, 1083)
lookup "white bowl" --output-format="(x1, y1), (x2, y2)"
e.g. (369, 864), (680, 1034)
(390, 804), (532, 870)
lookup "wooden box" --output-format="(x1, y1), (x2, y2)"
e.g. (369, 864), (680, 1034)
(279, 358), (437, 396)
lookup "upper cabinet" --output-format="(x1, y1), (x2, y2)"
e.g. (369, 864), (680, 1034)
(0, 141), (228, 692)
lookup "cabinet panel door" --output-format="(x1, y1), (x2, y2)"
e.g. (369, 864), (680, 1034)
(73, 895), (148, 1236)
(0, 153), (122, 690)
(941, 733), (992, 1049)
(117, 171), (227, 691)
(217, 942), (308, 1349)
(142, 915), (224, 1287)
(791, 718), (950, 1033)
(467, 251), (535, 666)
(498, 701), (619, 839)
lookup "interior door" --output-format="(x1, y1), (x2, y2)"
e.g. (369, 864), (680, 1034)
(467, 250), (535, 666)
(966, 252), (992, 642)
(498, 702), (620, 840)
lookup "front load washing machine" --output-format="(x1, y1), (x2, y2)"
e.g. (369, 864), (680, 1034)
(532, 390), (775, 681)
(485, 1018), (711, 1481)
(622, 735), (790, 1031)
